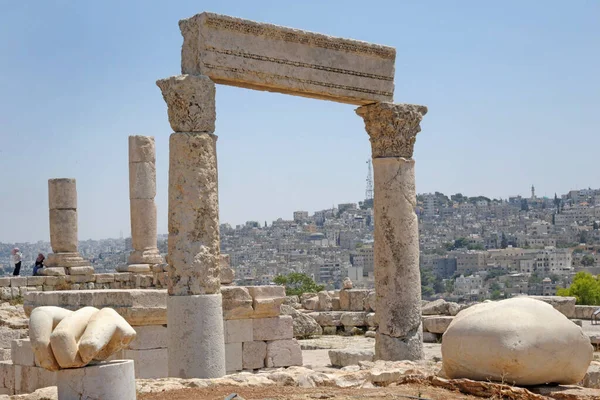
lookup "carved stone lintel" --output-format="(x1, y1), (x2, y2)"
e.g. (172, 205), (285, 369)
(156, 75), (216, 133)
(355, 102), (427, 158)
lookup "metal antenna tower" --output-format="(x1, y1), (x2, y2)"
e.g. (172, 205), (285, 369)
(365, 159), (374, 200)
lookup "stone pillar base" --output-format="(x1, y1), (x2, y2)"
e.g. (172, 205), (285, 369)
(45, 253), (93, 275)
(168, 294), (225, 379)
(128, 248), (163, 265)
(57, 360), (136, 400)
(375, 326), (423, 361)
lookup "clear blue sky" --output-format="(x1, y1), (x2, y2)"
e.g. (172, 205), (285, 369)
(1, 1), (599, 243)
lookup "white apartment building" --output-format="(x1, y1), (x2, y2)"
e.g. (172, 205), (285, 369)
(423, 193), (436, 217)
(452, 250), (489, 275)
(454, 274), (484, 296)
(534, 247), (572, 275)
(352, 246), (374, 276)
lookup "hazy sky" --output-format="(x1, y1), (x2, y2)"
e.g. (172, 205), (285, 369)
(1, 1), (599, 243)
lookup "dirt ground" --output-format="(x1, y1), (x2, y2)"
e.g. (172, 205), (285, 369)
(138, 384), (480, 400)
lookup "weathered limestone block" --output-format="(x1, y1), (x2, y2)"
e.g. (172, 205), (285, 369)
(94, 274), (115, 284)
(14, 364), (57, 395)
(69, 266), (94, 276)
(422, 299), (450, 315)
(266, 339), (302, 368)
(575, 305), (597, 320)
(247, 286), (285, 318)
(422, 316), (453, 334)
(343, 289), (369, 312)
(0, 278), (10, 287)
(339, 290), (350, 311)
(167, 132), (220, 295)
(442, 297), (593, 385)
(342, 277), (353, 289)
(225, 342), (242, 372)
(179, 12), (395, 105)
(129, 200), (161, 258)
(156, 75), (216, 132)
(317, 291), (332, 311)
(582, 362), (600, 389)
(0, 361), (14, 393)
(340, 312), (367, 327)
(308, 311), (343, 327)
(423, 331), (440, 343)
(11, 339), (35, 367)
(27, 277), (45, 287)
(221, 286), (254, 320)
(224, 319), (253, 343)
(365, 291), (376, 312)
(529, 295), (576, 318)
(302, 296), (318, 311)
(329, 348), (374, 367)
(10, 278), (27, 288)
(220, 254), (235, 285)
(40, 267), (66, 276)
(0, 328), (27, 349)
(48, 178), (77, 210)
(128, 325), (167, 350)
(253, 316), (293, 341)
(366, 313), (378, 327)
(242, 341), (266, 370)
(122, 348), (167, 378)
(280, 305), (322, 338)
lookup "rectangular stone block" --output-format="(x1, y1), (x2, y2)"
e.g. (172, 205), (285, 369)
(11, 340), (34, 367)
(0, 349), (11, 361)
(10, 278), (27, 288)
(242, 341), (266, 370)
(95, 274), (115, 284)
(224, 319), (253, 344)
(128, 325), (167, 350)
(221, 286), (254, 320)
(14, 365), (56, 395)
(122, 349), (168, 378)
(225, 342), (242, 373)
(0, 361), (14, 394)
(0, 329), (25, 349)
(69, 274), (95, 283)
(266, 339), (302, 367)
(179, 12), (395, 105)
(0, 278), (10, 288)
(247, 286), (285, 319)
(252, 316), (293, 341)
(26, 277), (45, 286)
(114, 273), (131, 282)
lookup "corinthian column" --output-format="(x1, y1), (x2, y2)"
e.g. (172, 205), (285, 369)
(356, 103), (427, 361)
(156, 74), (225, 379)
(127, 135), (164, 271)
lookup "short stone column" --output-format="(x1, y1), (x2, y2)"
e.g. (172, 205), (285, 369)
(157, 74), (225, 378)
(45, 179), (92, 276)
(356, 103), (428, 361)
(57, 360), (136, 400)
(127, 135), (164, 272)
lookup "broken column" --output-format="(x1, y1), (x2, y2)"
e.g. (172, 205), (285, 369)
(127, 135), (164, 272)
(356, 103), (428, 361)
(45, 179), (93, 276)
(156, 74), (225, 378)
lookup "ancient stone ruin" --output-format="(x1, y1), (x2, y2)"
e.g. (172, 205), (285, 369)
(156, 11), (427, 378)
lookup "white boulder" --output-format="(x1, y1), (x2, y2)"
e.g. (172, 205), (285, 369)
(442, 297), (593, 385)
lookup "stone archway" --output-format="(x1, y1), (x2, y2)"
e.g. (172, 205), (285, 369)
(156, 12), (427, 379)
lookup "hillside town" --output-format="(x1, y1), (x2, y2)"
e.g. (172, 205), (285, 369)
(4, 186), (600, 302)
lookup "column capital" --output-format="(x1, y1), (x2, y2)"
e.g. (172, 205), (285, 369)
(356, 102), (427, 158)
(156, 74), (216, 133)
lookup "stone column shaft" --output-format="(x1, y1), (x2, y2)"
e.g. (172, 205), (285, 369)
(46, 178), (92, 274)
(356, 102), (427, 361)
(157, 74), (225, 378)
(128, 135), (163, 266)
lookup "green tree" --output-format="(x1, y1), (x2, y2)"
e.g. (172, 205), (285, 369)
(490, 290), (502, 300)
(445, 279), (455, 294)
(557, 272), (600, 305)
(581, 254), (595, 267)
(433, 276), (445, 294)
(500, 232), (508, 249)
(273, 273), (325, 296)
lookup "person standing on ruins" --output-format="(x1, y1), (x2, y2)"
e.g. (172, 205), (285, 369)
(11, 248), (22, 276)
(33, 253), (45, 276)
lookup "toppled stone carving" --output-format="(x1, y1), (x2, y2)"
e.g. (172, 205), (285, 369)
(30, 306), (136, 371)
(442, 297), (593, 385)
(342, 277), (353, 289)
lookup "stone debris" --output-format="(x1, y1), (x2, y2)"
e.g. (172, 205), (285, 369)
(280, 305), (322, 339)
(442, 297), (593, 385)
(328, 349), (374, 367)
